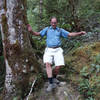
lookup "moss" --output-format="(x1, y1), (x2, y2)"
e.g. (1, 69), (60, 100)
(1, 14), (9, 39)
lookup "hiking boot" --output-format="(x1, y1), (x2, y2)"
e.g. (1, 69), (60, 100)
(53, 78), (60, 84)
(46, 83), (57, 92)
(53, 78), (66, 86)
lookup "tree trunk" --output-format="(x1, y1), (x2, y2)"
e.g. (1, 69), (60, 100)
(39, 0), (43, 18)
(68, 0), (82, 31)
(0, 0), (41, 99)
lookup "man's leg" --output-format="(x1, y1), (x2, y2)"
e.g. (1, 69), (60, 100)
(52, 66), (62, 85)
(53, 66), (61, 78)
(46, 62), (53, 83)
(45, 62), (57, 91)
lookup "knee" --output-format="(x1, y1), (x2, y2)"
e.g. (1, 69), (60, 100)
(55, 66), (61, 70)
(46, 63), (51, 68)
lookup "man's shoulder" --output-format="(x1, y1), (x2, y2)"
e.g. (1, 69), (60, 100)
(56, 27), (62, 32)
(43, 26), (49, 29)
(43, 26), (51, 31)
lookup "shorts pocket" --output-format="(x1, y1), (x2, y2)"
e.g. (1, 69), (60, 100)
(60, 48), (63, 53)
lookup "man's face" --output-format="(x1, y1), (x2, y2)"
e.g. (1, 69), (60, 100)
(50, 18), (57, 29)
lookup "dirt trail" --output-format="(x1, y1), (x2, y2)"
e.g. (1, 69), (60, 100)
(35, 81), (82, 100)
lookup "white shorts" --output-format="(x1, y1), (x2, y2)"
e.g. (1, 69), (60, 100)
(43, 47), (65, 66)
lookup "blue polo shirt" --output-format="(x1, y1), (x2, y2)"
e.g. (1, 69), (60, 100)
(40, 26), (69, 47)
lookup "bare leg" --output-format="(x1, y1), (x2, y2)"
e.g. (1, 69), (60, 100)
(53, 66), (61, 77)
(46, 63), (52, 78)
(45, 63), (57, 91)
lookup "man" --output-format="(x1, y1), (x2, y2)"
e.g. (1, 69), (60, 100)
(27, 17), (86, 92)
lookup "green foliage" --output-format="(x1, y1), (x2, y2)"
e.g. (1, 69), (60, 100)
(79, 79), (96, 96)
(27, 0), (38, 30)
(80, 66), (89, 78)
(61, 23), (72, 31)
(79, 66), (96, 100)
(27, 0), (100, 32)
(13, 97), (18, 100)
(63, 37), (82, 54)
(90, 54), (100, 73)
(79, 54), (100, 100)
(27, 1), (100, 99)
(77, 0), (100, 31)
(95, 54), (100, 64)
(27, 0), (100, 56)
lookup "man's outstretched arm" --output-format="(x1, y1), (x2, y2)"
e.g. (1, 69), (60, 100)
(68, 31), (86, 37)
(27, 24), (40, 36)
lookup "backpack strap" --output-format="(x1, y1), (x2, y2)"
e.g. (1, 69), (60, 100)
(46, 26), (50, 36)
(46, 26), (61, 35)
(58, 27), (62, 36)
(40, 27), (62, 40)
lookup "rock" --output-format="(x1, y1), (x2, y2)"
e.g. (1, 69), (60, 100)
(34, 81), (83, 100)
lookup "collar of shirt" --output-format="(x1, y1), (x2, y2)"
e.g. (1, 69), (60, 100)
(50, 26), (59, 30)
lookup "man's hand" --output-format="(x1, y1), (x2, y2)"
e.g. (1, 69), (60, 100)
(27, 24), (40, 36)
(27, 24), (32, 32)
(79, 31), (86, 35)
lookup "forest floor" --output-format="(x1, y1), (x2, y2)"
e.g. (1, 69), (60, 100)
(28, 75), (83, 100)
(35, 82), (82, 100)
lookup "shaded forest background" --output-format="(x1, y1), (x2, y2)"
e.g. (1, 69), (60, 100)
(0, 0), (100, 99)
(26, 0), (100, 55)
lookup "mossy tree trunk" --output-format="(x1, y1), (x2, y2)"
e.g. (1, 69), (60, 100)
(0, 0), (41, 99)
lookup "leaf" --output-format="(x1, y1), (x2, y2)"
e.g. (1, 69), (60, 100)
(96, 65), (100, 72)
(91, 64), (96, 67)
(13, 97), (18, 100)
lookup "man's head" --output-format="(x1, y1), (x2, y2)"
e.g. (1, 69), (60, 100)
(50, 17), (57, 29)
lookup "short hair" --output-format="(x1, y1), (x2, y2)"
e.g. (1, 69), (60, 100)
(50, 16), (57, 22)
